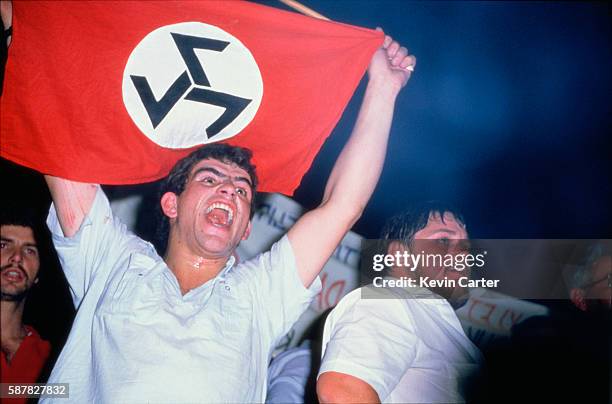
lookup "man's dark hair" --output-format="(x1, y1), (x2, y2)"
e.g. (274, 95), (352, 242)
(0, 202), (52, 279)
(380, 201), (466, 244)
(1, 204), (45, 247)
(156, 143), (258, 248)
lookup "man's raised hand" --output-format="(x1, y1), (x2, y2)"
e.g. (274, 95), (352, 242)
(368, 28), (416, 92)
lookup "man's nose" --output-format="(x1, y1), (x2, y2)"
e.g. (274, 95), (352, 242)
(218, 180), (236, 198)
(8, 248), (23, 264)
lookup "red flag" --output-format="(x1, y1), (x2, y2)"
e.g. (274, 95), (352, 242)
(0, 1), (382, 194)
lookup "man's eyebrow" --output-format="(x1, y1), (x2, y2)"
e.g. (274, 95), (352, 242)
(191, 167), (224, 179)
(191, 167), (253, 188)
(0, 236), (37, 247)
(233, 175), (253, 188)
(430, 229), (459, 236)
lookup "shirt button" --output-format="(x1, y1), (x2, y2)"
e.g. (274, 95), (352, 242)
(225, 285), (231, 291)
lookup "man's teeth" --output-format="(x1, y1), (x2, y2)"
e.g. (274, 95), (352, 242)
(205, 202), (234, 224)
(4, 269), (23, 278)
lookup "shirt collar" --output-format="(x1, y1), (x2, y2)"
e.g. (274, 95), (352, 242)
(161, 255), (236, 298)
(217, 255), (236, 279)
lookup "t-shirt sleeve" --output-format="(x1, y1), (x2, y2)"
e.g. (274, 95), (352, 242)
(239, 235), (321, 344)
(266, 345), (312, 404)
(47, 186), (153, 307)
(318, 291), (418, 401)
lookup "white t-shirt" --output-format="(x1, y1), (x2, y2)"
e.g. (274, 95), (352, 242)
(44, 187), (321, 403)
(319, 285), (483, 403)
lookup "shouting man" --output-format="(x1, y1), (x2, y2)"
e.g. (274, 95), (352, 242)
(42, 33), (415, 402)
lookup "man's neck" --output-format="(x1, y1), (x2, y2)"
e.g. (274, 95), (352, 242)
(1, 300), (27, 362)
(388, 269), (462, 303)
(1, 300), (25, 336)
(164, 248), (231, 295)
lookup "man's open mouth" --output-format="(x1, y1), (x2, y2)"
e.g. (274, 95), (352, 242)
(1, 267), (27, 282)
(205, 202), (234, 227)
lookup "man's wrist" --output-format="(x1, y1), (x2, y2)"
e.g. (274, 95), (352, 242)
(366, 77), (402, 100)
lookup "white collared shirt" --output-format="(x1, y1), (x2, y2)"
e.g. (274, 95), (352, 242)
(319, 285), (483, 403)
(44, 187), (321, 403)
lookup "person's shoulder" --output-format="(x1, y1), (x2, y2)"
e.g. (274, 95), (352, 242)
(331, 285), (408, 320)
(348, 283), (419, 304)
(23, 325), (51, 356)
(232, 234), (293, 273)
(23, 325), (44, 340)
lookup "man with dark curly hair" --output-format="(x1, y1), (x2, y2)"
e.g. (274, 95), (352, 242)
(42, 33), (415, 402)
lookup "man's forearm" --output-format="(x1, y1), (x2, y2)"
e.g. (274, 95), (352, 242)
(286, 34), (414, 287)
(321, 76), (400, 221)
(321, 32), (413, 224)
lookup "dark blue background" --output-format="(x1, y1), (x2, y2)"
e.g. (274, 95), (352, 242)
(262, 0), (611, 238)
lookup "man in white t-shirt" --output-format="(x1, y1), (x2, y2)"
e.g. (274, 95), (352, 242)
(318, 203), (483, 403)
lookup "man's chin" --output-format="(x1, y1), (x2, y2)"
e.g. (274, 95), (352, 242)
(199, 239), (237, 260)
(0, 289), (28, 302)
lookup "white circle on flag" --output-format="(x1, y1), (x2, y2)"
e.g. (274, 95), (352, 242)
(122, 22), (263, 149)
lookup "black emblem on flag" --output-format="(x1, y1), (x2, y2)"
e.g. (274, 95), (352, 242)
(130, 33), (252, 138)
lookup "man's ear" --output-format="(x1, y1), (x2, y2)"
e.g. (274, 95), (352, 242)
(570, 288), (588, 312)
(386, 241), (410, 276)
(241, 221), (252, 241)
(160, 192), (178, 219)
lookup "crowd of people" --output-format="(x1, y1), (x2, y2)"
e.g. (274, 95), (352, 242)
(3, 160), (610, 403)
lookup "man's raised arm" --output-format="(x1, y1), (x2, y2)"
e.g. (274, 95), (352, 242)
(288, 32), (415, 287)
(44, 176), (98, 237)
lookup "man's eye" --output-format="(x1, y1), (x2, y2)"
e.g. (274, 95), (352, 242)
(202, 177), (216, 184)
(0, 241), (6, 249)
(437, 238), (450, 246)
(236, 188), (247, 197)
(24, 247), (38, 256)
